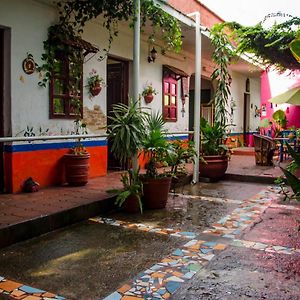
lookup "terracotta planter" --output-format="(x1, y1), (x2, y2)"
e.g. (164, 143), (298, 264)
(144, 93), (154, 104)
(199, 155), (228, 180)
(141, 176), (172, 209)
(122, 194), (141, 213)
(90, 83), (102, 96)
(64, 153), (90, 186)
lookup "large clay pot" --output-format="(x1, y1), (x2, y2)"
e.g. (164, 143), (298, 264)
(141, 176), (172, 209)
(122, 194), (141, 213)
(199, 155), (228, 180)
(144, 93), (154, 104)
(64, 153), (90, 186)
(90, 83), (102, 97)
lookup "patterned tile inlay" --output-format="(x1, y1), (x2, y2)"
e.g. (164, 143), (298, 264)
(0, 277), (65, 299)
(103, 241), (227, 300)
(230, 239), (300, 255)
(89, 217), (197, 239)
(203, 187), (279, 239)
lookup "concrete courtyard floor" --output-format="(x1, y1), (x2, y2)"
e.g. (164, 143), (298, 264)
(0, 180), (299, 299)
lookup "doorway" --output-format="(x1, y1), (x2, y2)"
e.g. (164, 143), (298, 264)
(243, 93), (250, 146)
(106, 57), (129, 170)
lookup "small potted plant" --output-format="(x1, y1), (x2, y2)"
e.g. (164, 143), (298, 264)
(87, 69), (105, 97)
(64, 120), (90, 186)
(166, 139), (198, 189)
(142, 83), (158, 104)
(199, 118), (230, 181)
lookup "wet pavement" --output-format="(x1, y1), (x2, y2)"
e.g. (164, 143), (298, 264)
(0, 181), (299, 299)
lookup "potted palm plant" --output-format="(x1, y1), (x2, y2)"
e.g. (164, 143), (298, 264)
(199, 118), (229, 180)
(140, 113), (174, 209)
(107, 100), (146, 213)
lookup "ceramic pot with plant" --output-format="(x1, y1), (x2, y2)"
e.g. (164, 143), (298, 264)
(199, 118), (229, 181)
(87, 69), (105, 97)
(140, 113), (173, 209)
(64, 120), (90, 186)
(107, 100), (146, 213)
(165, 139), (197, 189)
(142, 83), (158, 104)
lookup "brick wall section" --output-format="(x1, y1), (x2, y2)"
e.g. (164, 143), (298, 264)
(167, 0), (224, 29)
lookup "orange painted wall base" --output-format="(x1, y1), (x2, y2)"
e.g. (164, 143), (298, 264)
(4, 144), (107, 193)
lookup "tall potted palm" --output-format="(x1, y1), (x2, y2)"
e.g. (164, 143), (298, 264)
(140, 113), (174, 209)
(107, 100), (146, 213)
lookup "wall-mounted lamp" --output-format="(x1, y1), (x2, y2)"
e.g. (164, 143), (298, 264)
(286, 106), (290, 114)
(148, 47), (158, 63)
(181, 94), (189, 117)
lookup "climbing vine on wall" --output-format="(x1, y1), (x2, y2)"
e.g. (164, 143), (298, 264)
(38, 0), (182, 87)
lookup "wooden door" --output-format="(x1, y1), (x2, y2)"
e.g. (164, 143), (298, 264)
(243, 93), (250, 146)
(106, 59), (129, 170)
(0, 29), (4, 192)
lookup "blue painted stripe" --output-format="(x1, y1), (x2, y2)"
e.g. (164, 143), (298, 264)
(166, 135), (189, 141)
(4, 139), (107, 153)
(228, 132), (258, 136)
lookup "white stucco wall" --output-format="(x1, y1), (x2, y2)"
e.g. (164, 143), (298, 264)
(229, 71), (261, 134)
(1, 0), (194, 137)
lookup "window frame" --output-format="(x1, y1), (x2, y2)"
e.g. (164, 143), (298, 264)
(49, 52), (83, 119)
(162, 74), (178, 122)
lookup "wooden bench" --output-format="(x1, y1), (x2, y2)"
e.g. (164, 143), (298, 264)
(253, 134), (276, 166)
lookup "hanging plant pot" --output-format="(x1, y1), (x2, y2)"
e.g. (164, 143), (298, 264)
(90, 83), (102, 97)
(144, 93), (154, 104)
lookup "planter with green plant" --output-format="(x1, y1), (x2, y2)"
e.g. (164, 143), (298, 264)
(107, 100), (146, 213)
(142, 83), (158, 104)
(140, 113), (173, 209)
(199, 118), (229, 180)
(165, 139), (197, 189)
(64, 120), (90, 186)
(87, 69), (105, 97)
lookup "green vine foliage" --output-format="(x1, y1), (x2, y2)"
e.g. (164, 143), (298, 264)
(210, 23), (234, 127)
(218, 17), (300, 71)
(38, 0), (182, 86)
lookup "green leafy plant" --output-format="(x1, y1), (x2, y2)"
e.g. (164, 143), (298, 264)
(38, 0), (182, 87)
(165, 139), (197, 176)
(69, 119), (89, 155)
(142, 112), (173, 178)
(109, 168), (143, 213)
(200, 118), (229, 156)
(210, 23), (234, 127)
(107, 99), (146, 169)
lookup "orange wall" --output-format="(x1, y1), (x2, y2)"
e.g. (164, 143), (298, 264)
(4, 146), (107, 193)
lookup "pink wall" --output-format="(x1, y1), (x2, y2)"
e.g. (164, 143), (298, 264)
(261, 70), (300, 129)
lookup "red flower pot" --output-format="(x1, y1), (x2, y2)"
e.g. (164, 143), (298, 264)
(90, 83), (102, 97)
(199, 155), (228, 181)
(144, 93), (154, 104)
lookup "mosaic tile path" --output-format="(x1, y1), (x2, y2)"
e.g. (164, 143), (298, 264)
(102, 187), (295, 300)
(0, 277), (65, 300)
(89, 217), (197, 239)
(230, 239), (300, 255)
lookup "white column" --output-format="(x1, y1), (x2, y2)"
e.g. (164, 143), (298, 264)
(188, 12), (201, 184)
(133, 0), (140, 102)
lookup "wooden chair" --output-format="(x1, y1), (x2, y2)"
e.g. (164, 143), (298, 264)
(253, 134), (276, 166)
